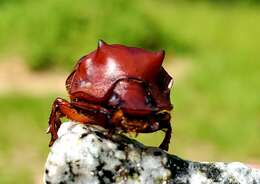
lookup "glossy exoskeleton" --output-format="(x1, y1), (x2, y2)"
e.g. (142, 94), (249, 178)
(47, 40), (173, 151)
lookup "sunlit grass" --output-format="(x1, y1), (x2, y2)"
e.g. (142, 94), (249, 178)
(0, 95), (54, 183)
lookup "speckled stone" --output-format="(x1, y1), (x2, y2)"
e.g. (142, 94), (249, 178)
(44, 122), (260, 184)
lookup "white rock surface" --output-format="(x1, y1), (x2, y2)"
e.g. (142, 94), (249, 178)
(44, 122), (260, 184)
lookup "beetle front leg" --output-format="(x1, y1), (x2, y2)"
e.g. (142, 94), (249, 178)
(47, 97), (93, 146)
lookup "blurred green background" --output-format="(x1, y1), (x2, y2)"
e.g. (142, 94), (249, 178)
(0, 0), (260, 183)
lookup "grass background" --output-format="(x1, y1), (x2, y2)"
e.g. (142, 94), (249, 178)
(0, 0), (260, 183)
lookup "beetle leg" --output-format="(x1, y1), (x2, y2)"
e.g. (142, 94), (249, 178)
(72, 101), (125, 137)
(71, 101), (110, 128)
(47, 97), (93, 146)
(71, 101), (110, 115)
(104, 110), (124, 138)
(110, 110), (124, 126)
(138, 117), (172, 151)
(118, 114), (172, 151)
(159, 123), (172, 151)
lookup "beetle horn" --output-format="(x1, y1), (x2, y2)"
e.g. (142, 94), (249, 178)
(155, 49), (165, 62)
(98, 39), (108, 49)
(152, 49), (165, 67)
(96, 40), (108, 60)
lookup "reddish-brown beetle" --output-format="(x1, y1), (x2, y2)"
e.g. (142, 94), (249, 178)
(47, 40), (173, 151)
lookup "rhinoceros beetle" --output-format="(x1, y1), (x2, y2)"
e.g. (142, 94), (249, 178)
(47, 40), (173, 151)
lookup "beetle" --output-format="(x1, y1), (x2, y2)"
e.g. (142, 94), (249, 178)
(47, 40), (173, 151)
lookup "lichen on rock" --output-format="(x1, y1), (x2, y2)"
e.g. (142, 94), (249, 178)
(44, 122), (260, 184)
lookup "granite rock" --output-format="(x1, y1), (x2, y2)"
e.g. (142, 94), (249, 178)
(44, 122), (260, 184)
